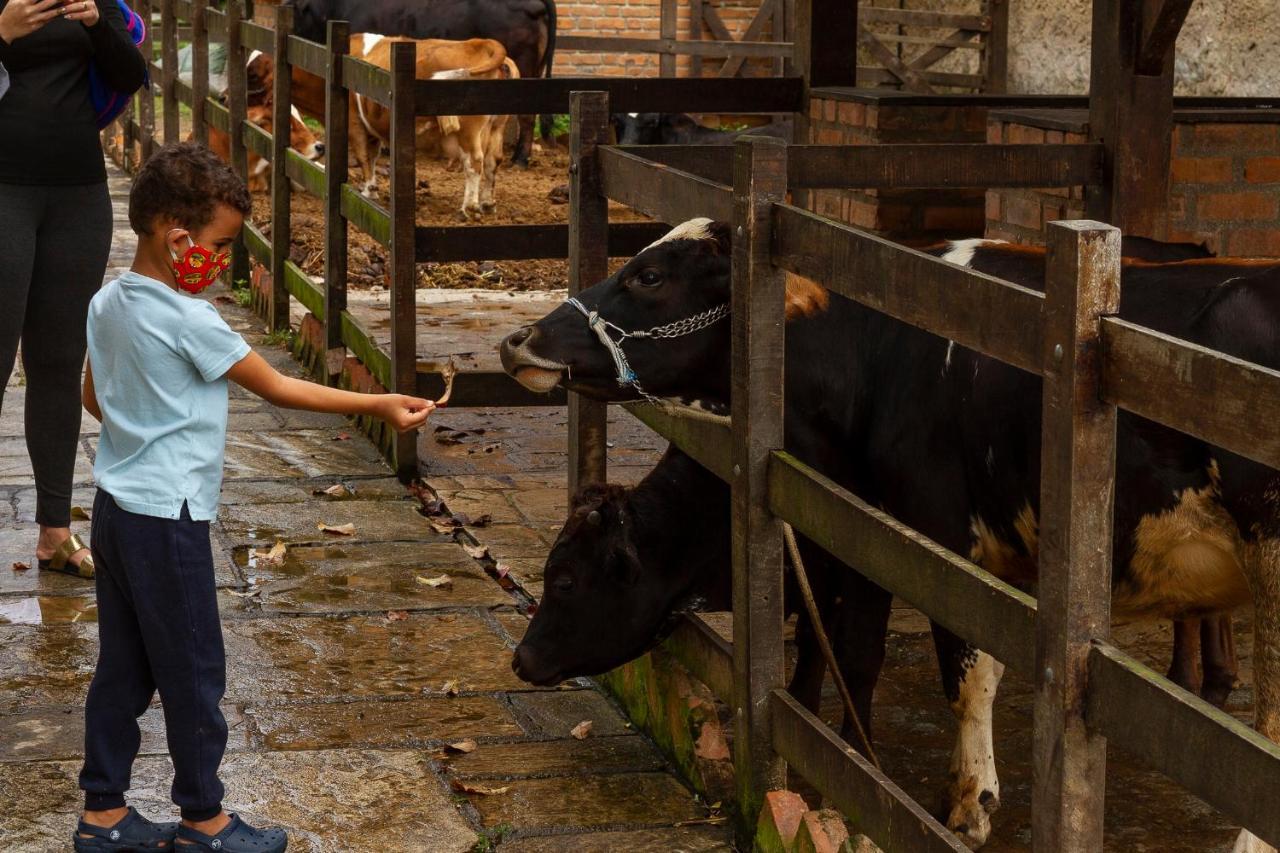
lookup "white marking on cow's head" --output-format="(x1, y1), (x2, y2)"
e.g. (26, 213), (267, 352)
(627, 112), (638, 118)
(431, 68), (471, 80)
(251, 157), (270, 177)
(943, 340), (955, 376)
(642, 217), (715, 253)
(940, 238), (1005, 269)
(360, 33), (386, 57)
(246, 49), (263, 67)
(290, 105), (302, 122)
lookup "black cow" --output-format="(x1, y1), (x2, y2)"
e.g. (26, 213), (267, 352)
(291, 0), (556, 167)
(500, 221), (1280, 850)
(512, 445), (836, 716)
(611, 112), (794, 146)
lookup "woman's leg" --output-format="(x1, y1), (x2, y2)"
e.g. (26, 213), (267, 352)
(23, 181), (112, 565)
(0, 183), (41, 409)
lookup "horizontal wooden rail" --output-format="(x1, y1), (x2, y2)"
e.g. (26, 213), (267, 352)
(244, 222), (270, 265)
(203, 6), (225, 38)
(240, 20), (274, 55)
(414, 221), (671, 263)
(623, 403), (732, 481)
(600, 147), (733, 226)
(342, 55), (393, 106)
(341, 187), (391, 246)
(858, 67), (985, 89)
(173, 0), (192, 19)
(557, 34), (792, 59)
(771, 691), (971, 853)
(768, 452), (1037, 677)
(286, 34), (329, 78)
(624, 143), (1106, 190)
(340, 310), (392, 390)
(861, 7), (992, 29)
(1101, 317), (1280, 470)
(283, 260), (324, 318)
(1086, 642), (1280, 848)
(206, 97), (229, 133)
(285, 150), (327, 200)
(243, 120), (271, 159)
(773, 204), (1046, 375)
(413, 75), (805, 118)
(415, 370), (568, 407)
(664, 614), (735, 705)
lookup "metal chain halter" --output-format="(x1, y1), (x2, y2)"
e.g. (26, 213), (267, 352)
(565, 297), (730, 401)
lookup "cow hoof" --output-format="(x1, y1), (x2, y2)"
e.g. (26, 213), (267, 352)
(480, 202), (496, 215)
(943, 780), (998, 850)
(1232, 830), (1278, 853)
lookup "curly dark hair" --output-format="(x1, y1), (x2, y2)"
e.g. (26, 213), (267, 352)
(128, 142), (251, 236)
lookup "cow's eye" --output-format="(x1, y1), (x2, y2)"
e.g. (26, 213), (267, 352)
(553, 574), (575, 592)
(637, 269), (663, 288)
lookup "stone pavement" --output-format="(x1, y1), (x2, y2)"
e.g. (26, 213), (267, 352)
(0, 162), (731, 851)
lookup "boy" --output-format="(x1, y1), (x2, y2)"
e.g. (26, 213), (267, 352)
(73, 143), (434, 852)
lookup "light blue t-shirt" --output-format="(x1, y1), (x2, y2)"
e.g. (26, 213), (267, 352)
(87, 271), (251, 521)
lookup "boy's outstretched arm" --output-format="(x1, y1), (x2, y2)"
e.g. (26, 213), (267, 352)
(226, 351), (434, 432)
(82, 362), (102, 422)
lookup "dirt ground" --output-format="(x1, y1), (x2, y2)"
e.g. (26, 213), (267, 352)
(252, 144), (645, 294)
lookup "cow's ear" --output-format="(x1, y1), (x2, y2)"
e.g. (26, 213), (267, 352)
(706, 221), (732, 256)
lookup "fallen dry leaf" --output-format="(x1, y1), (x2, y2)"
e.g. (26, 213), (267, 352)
(70, 506), (91, 521)
(434, 360), (458, 407)
(495, 563), (511, 580)
(451, 780), (508, 796)
(429, 520), (459, 536)
(416, 574), (453, 589)
(313, 483), (354, 498)
(570, 720), (593, 740)
(317, 522), (357, 536)
(468, 513), (492, 528)
(462, 543), (489, 560)
(11, 561), (30, 572)
(333, 432), (351, 441)
(226, 588), (261, 598)
(442, 679), (461, 696)
(674, 816), (729, 827)
(386, 610), (409, 622)
(445, 738), (477, 754)
(252, 540), (288, 565)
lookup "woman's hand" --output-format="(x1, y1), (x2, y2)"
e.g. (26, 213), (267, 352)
(377, 395), (435, 433)
(62, 0), (100, 27)
(0, 0), (65, 43)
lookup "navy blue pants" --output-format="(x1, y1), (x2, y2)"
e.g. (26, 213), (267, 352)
(78, 491), (227, 821)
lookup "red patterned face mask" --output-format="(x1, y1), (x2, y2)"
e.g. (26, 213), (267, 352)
(168, 232), (230, 294)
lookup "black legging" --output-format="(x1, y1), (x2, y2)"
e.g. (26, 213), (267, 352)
(0, 181), (111, 528)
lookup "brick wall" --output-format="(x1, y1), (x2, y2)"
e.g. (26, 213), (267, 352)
(986, 113), (1280, 256)
(806, 92), (989, 242)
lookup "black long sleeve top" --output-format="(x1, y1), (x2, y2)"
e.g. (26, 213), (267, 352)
(0, 0), (147, 185)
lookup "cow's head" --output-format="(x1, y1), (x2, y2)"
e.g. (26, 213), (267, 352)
(511, 467), (726, 686)
(612, 112), (663, 145)
(500, 218), (735, 404)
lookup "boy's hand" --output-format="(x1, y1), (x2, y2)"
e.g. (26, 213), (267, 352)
(378, 394), (435, 433)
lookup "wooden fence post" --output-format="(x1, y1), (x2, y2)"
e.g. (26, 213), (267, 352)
(324, 20), (351, 385)
(226, 0), (250, 291)
(730, 134), (788, 836)
(659, 0), (677, 77)
(566, 91), (610, 496)
(191, 0), (208, 145)
(137, 0), (156, 161)
(161, 0), (178, 143)
(268, 3), (293, 332)
(389, 40), (419, 476)
(1032, 220), (1121, 853)
(986, 0), (1009, 94)
(688, 0), (704, 78)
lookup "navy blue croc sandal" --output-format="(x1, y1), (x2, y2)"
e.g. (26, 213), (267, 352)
(175, 814), (287, 853)
(73, 807), (178, 851)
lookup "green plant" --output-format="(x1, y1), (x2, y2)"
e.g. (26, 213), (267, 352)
(546, 114), (571, 137)
(470, 824), (516, 852)
(264, 328), (296, 349)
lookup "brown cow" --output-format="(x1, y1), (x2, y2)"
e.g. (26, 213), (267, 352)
(351, 35), (517, 219)
(200, 103), (323, 192)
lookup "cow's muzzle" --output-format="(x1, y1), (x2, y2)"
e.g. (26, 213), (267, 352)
(500, 325), (566, 393)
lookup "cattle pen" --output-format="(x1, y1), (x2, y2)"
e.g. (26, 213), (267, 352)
(99, 0), (1280, 850)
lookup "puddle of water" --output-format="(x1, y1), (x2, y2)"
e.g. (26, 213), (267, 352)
(0, 596), (97, 625)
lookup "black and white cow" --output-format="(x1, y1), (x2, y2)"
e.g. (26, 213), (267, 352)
(611, 112), (794, 146)
(500, 220), (1280, 851)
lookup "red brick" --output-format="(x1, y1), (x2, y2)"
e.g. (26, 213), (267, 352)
(816, 127), (842, 145)
(794, 809), (850, 853)
(864, 105), (879, 129)
(809, 97), (821, 119)
(1006, 194), (1042, 230)
(986, 121), (1003, 144)
(985, 191), (1002, 221)
(1245, 157), (1280, 184)
(1225, 229), (1280, 257)
(1045, 129), (1065, 144)
(1190, 123), (1280, 152)
(1066, 131), (1087, 144)
(836, 100), (866, 127)
(1198, 191), (1279, 221)
(756, 791), (808, 853)
(823, 99), (836, 122)
(1007, 124), (1046, 145)
(1171, 156), (1233, 184)
(848, 200), (880, 229)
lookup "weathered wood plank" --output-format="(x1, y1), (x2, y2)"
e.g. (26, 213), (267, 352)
(225, 0), (250, 289)
(567, 92), (611, 494)
(771, 691), (971, 853)
(623, 403), (732, 481)
(341, 186), (391, 247)
(719, 0), (777, 78)
(1032, 221), (1120, 853)
(388, 42), (418, 474)
(342, 54), (393, 106)
(283, 261), (324, 319)
(412, 75), (804, 118)
(1138, 0), (1196, 75)
(240, 19), (274, 55)
(772, 204), (1045, 374)
(860, 7), (992, 30)
(190, 0), (208, 144)
(659, 0), (677, 77)
(729, 136), (789, 827)
(286, 34), (329, 78)
(137, 0), (157, 162)
(161, 0), (183, 146)
(244, 221), (271, 264)
(413, 221), (670, 263)
(768, 451), (1038, 677)
(557, 35), (792, 59)
(1086, 642), (1280, 848)
(1101, 318), (1280, 471)
(284, 149), (327, 200)
(268, 3), (293, 332)
(664, 614), (735, 705)
(324, 21), (352, 384)
(340, 310), (392, 391)
(242, 119), (271, 159)
(857, 66), (986, 89)
(600, 147), (733, 226)
(986, 0), (1009, 92)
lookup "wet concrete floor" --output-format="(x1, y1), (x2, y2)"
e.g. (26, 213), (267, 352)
(0, 163), (728, 852)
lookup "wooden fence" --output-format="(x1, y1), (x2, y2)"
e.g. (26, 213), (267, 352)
(565, 89), (1280, 851)
(109, 0), (804, 475)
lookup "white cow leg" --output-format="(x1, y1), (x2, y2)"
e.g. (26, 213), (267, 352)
(1233, 538), (1280, 853)
(946, 649), (1004, 850)
(480, 152), (498, 213)
(460, 150), (481, 220)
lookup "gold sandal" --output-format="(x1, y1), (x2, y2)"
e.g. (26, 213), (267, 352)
(38, 533), (95, 579)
